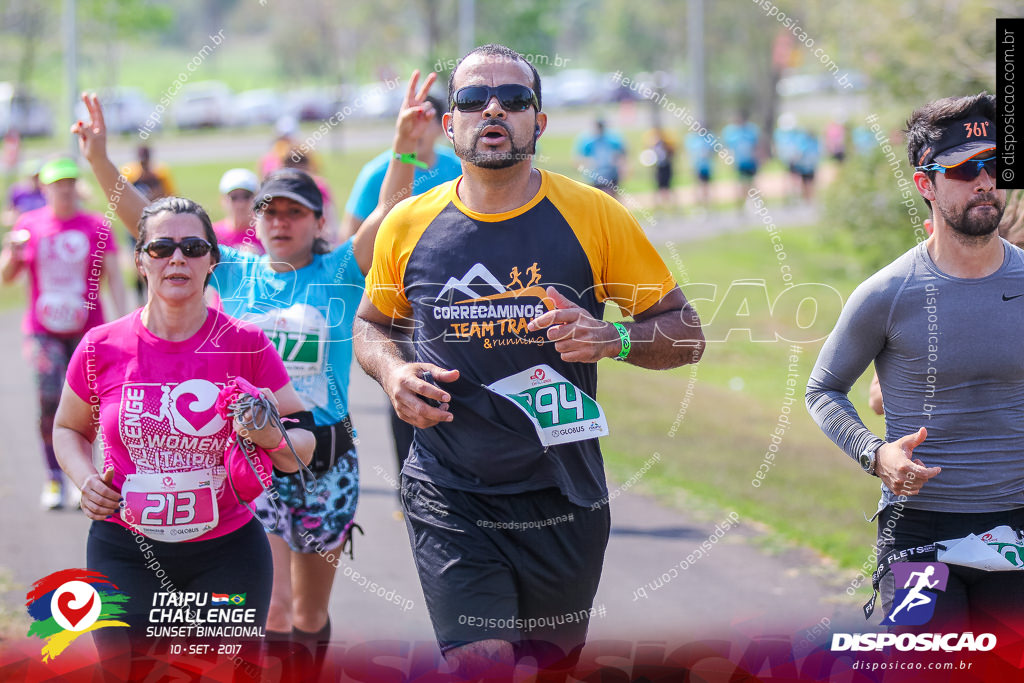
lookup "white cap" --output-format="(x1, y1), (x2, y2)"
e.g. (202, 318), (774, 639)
(275, 115), (298, 137)
(219, 168), (259, 195)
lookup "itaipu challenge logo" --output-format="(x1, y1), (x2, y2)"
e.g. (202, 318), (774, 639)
(25, 569), (130, 661)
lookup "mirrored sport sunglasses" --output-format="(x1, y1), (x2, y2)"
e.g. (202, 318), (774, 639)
(141, 237), (213, 259)
(450, 84), (539, 113)
(917, 156), (997, 182)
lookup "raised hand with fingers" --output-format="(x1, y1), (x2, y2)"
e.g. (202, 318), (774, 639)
(875, 427), (941, 496)
(70, 92), (109, 166)
(394, 69), (439, 155)
(527, 286), (621, 363)
(66, 91), (151, 236)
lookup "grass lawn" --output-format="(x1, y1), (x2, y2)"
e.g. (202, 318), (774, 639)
(0, 568), (28, 641)
(597, 225), (886, 575)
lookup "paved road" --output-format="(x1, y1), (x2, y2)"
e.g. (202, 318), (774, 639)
(0, 209), (874, 666)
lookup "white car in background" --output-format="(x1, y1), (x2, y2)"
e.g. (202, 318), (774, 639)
(230, 89), (284, 127)
(172, 81), (232, 129)
(348, 82), (404, 119)
(0, 82), (54, 138)
(542, 69), (611, 108)
(286, 87), (346, 122)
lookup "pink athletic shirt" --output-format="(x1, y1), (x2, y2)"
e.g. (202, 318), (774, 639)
(67, 307), (290, 541)
(16, 206), (117, 337)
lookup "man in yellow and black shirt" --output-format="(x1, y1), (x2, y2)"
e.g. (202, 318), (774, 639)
(354, 44), (705, 678)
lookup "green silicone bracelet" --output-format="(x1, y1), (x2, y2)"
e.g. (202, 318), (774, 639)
(394, 152), (429, 169)
(612, 322), (630, 361)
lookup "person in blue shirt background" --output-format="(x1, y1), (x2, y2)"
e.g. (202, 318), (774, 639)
(773, 113), (802, 203)
(574, 117), (627, 199)
(685, 131), (715, 212)
(791, 127), (821, 202)
(722, 111), (760, 210)
(341, 93), (462, 241)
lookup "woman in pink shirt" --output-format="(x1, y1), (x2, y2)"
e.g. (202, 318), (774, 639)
(0, 158), (126, 510)
(52, 197), (314, 663)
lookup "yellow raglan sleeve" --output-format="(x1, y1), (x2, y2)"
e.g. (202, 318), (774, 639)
(546, 172), (677, 317)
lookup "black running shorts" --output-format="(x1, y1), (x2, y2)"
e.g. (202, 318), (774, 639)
(400, 475), (610, 662)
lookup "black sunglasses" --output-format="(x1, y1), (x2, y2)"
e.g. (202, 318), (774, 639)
(450, 84), (539, 113)
(141, 237), (213, 259)
(917, 156), (997, 182)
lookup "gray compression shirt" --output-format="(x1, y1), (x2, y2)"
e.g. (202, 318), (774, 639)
(806, 239), (1024, 514)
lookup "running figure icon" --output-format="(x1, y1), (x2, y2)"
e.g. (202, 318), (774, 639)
(888, 565), (939, 621)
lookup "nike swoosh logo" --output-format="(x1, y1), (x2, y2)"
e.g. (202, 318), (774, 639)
(1003, 293), (1024, 301)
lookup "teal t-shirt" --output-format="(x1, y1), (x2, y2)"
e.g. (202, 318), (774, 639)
(344, 145), (463, 222)
(210, 241), (364, 426)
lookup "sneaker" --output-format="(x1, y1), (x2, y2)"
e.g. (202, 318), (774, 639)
(40, 480), (63, 510)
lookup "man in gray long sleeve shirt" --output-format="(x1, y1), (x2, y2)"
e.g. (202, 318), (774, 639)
(806, 93), (1024, 631)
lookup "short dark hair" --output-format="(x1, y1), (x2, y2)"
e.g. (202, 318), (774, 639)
(905, 93), (996, 211)
(446, 44), (542, 112)
(136, 196), (220, 286)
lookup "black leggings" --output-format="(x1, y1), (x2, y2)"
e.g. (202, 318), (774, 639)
(877, 506), (1024, 631)
(87, 518), (272, 666)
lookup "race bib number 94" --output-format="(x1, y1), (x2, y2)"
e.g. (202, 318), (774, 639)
(485, 364), (609, 447)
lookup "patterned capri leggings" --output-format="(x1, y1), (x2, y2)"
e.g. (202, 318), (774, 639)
(24, 333), (83, 481)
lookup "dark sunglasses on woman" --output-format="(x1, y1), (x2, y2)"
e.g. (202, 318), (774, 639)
(141, 237), (213, 259)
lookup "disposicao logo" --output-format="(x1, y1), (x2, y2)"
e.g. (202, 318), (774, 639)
(883, 562), (948, 626)
(25, 569), (130, 661)
(832, 562), (996, 653)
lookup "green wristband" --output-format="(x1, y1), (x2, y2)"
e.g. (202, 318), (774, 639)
(394, 152), (429, 169)
(612, 322), (631, 361)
